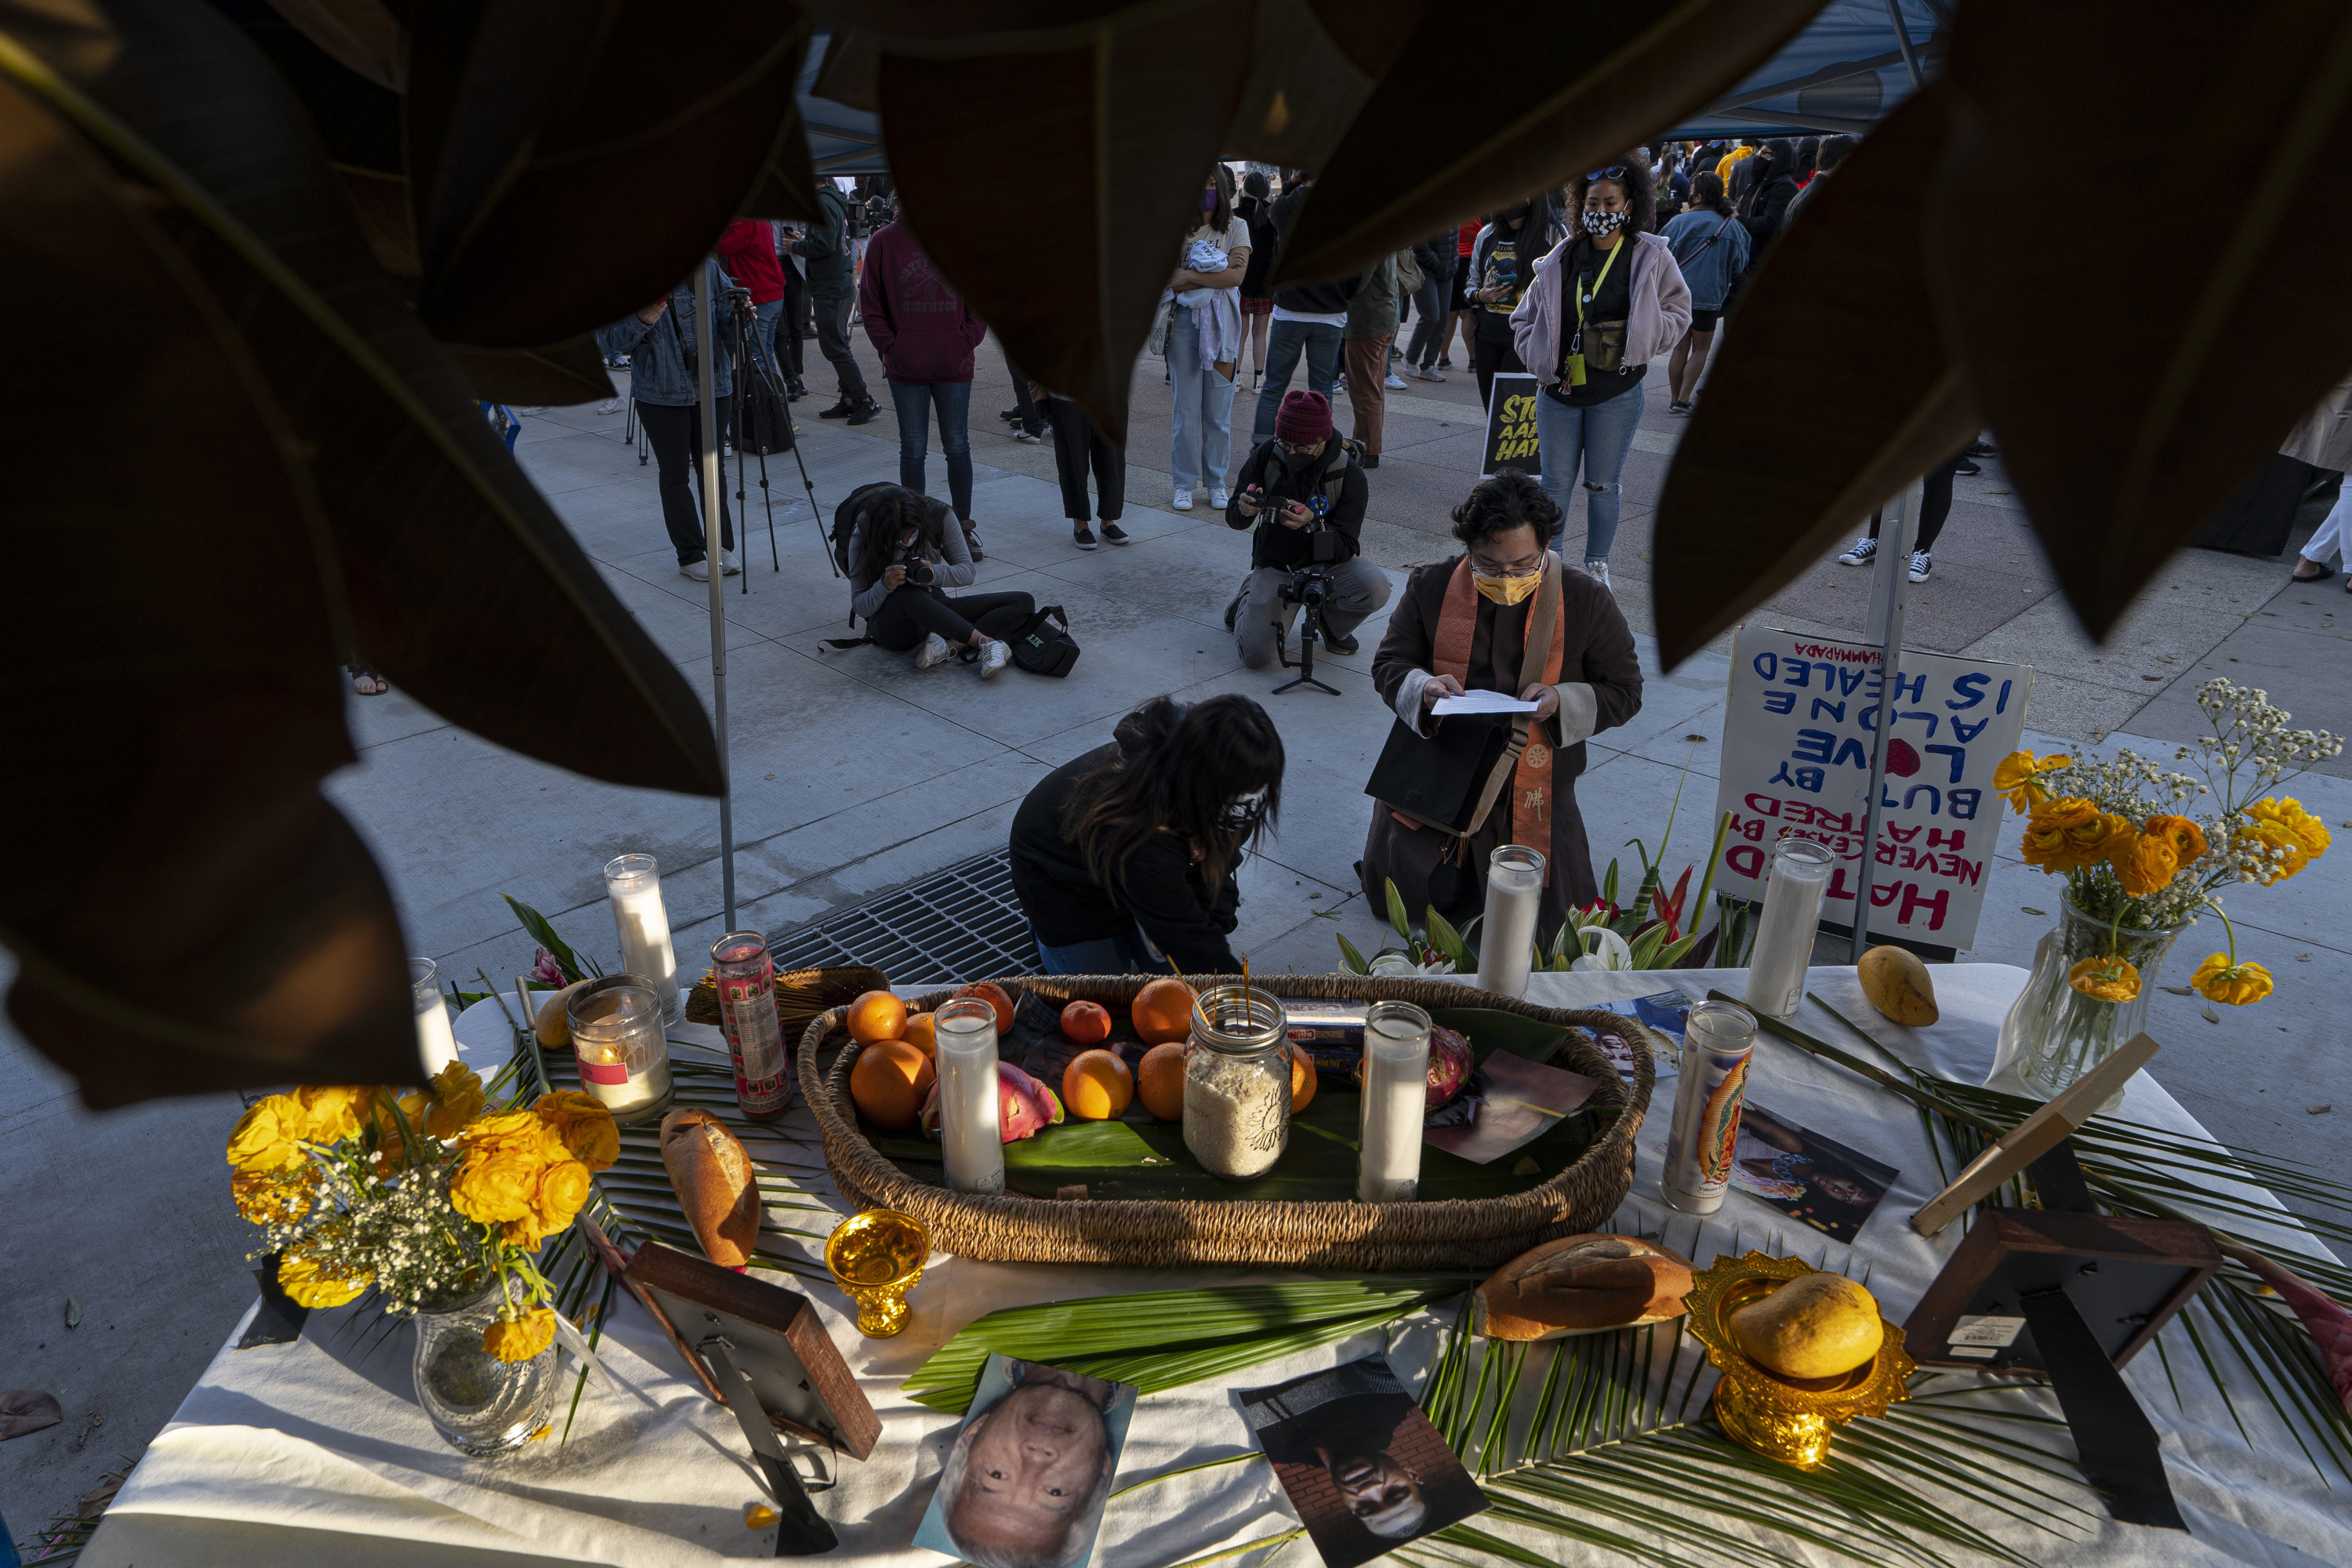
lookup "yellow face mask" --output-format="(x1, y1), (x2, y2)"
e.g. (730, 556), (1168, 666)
(1473, 568), (1542, 606)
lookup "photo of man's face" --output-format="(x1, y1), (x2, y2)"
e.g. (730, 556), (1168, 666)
(1316, 1447), (1428, 1539)
(949, 1382), (1112, 1560)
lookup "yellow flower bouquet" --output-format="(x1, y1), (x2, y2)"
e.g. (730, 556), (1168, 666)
(225, 1061), (616, 1364)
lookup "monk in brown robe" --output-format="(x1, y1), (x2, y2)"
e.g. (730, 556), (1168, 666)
(1363, 472), (1642, 932)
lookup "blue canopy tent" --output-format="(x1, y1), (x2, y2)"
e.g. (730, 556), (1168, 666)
(800, 35), (886, 177)
(1664, 0), (1947, 140)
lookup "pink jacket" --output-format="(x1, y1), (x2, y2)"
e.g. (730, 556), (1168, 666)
(1509, 230), (1692, 390)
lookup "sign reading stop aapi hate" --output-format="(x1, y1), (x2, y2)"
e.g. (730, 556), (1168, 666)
(1709, 627), (2034, 951)
(1483, 372), (1541, 477)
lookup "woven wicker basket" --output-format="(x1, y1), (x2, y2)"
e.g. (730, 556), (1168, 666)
(797, 974), (1660, 1272)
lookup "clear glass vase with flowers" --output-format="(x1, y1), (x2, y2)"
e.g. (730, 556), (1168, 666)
(224, 1062), (619, 1454)
(1989, 679), (2340, 1099)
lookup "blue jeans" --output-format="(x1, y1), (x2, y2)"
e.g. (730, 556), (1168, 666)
(753, 297), (782, 378)
(887, 379), (975, 520)
(1168, 309), (1237, 489)
(1251, 319), (1341, 444)
(1534, 379), (1646, 560)
(1029, 922), (1173, 976)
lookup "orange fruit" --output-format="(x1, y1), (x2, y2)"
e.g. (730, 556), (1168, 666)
(1062, 1049), (1134, 1120)
(898, 1012), (938, 1058)
(953, 982), (1016, 1032)
(1131, 978), (1197, 1046)
(1137, 1042), (1187, 1121)
(1287, 1044), (1317, 1112)
(850, 1039), (935, 1129)
(1060, 1000), (1112, 1044)
(848, 989), (908, 1045)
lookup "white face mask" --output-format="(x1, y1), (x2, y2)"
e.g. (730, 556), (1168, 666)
(1218, 787), (1269, 835)
(1582, 209), (1627, 237)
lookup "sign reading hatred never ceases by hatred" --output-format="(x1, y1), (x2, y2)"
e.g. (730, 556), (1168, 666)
(1710, 627), (2034, 951)
(1483, 372), (1540, 477)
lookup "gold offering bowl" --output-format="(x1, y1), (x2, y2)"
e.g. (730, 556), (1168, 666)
(1684, 1250), (1915, 1468)
(825, 1208), (931, 1338)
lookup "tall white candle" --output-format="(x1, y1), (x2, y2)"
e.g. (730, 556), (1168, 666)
(1475, 846), (1546, 997)
(935, 1000), (1005, 1196)
(1744, 837), (1835, 1018)
(567, 981), (673, 1123)
(1358, 1001), (1432, 1203)
(411, 957), (460, 1078)
(604, 854), (681, 1023)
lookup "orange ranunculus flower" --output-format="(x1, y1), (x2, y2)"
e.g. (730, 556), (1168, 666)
(420, 1062), (486, 1137)
(294, 1086), (375, 1145)
(532, 1091), (619, 1172)
(277, 1240), (372, 1308)
(2144, 815), (2208, 864)
(451, 1145), (549, 1225)
(227, 1094), (311, 1172)
(2115, 832), (2181, 898)
(483, 1306), (557, 1363)
(463, 1109), (572, 1162)
(1993, 750), (2072, 813)
(2191, 953), (2274, 1006)
(503, 1159), (595, 1247)
(2237, 797), (2330, 884)
(232, 1166), (319, 1225)
(2021, 798), (2133, 874)
(2067, 956), (2140, 1003)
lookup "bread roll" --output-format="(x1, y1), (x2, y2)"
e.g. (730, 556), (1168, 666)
(1474, 1234), (1696, 1340)
(659, 1109), (760, 1269)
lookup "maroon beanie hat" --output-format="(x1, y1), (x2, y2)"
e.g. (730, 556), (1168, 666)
(1274, 390), (1332, 445)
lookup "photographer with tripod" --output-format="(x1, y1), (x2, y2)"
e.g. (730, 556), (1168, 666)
(596, 257), (739, 582)
(1222, 390), (1391, 673)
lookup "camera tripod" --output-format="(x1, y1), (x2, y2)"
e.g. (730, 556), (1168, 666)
(720, 288), (840, 587)
(1272, 568), (1341, 696)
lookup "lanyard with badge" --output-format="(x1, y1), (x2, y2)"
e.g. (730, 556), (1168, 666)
(1563, 238), (1627, 388)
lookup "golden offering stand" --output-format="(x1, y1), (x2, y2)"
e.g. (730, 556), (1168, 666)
(824, 1209), (931, 1338)
(1684, 1250), (1915, 1468)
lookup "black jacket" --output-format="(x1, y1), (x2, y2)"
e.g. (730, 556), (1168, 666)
(1224, 437), (1368, 570)
(1412, 232), (1457, 282)
(1236, 195), (1281, 297)
(789, 186), (858, 299)
(1268, 186), (1363, 314)
(1009, 727), (1242, 972)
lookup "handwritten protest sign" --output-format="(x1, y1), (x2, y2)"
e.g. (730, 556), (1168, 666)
(1483, 372), (1539, 476)
(1710, 627), (2034, 951)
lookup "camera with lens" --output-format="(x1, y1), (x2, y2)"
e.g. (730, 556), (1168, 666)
(1281, 564), (1334, 610)
(895, 540), (935, 588)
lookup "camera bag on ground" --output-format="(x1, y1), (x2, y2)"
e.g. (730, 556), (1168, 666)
(738, 354), (794, 456)
(1007, 604), (1080, 677)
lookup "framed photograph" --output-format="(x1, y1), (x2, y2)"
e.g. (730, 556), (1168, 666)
(1236, 1356), (1488, 1568)
(913, 1354), (1137, 1568)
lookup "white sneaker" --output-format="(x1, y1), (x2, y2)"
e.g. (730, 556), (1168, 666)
(1908, 550), (1933, 583)
(720, 549), (742, 577)
(979, 639), (1011, 679)
(596, 397), (623, 415)
(1836, 536), (1878, 568)
(1172, 487), (1193, 511)
(914, 633), (955, 670)
(679, 557), (711, 581)
(1582, 557), (1610, 587)
(1383, 372), (1406, 389)
(1210, 486), (1230, 508)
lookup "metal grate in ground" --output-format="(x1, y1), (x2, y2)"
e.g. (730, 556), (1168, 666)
(764, 848), (1040, 985)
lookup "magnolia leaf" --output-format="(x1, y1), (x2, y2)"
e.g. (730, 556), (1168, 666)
(15, 0), (724, 797)
(262, 0), (407, 90)
(1935, 1), (2352, 640)
(1221, 0), (1431, 172)
(1272, 0), (1826, 285)
(0, 42), (416, 1106)
(1650, 81), (1980, 665)
(407, 0), (813, 347)
(1, 1388), (64, 1439)
(876, 0), (1252, 434)
(238, 2), (405, 173)
(447, 336), (615, 406)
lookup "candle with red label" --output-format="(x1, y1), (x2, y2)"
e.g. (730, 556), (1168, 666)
(564, 978), (673, 1125)
(711, 931), (790, 1119)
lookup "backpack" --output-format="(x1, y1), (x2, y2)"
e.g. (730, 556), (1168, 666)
(736, 352), (794, 456)
(1254, 437), (1362, 515)
(1008, 604), (1080, 677)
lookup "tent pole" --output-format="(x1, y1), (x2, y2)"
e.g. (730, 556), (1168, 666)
(1882, 0), (1926, 89)
(694, 263), (739, 931)
(1851, 479), (1918, 964)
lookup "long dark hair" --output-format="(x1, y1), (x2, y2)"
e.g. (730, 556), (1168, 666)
(1566, 154), (1657, 242)
(1199, 162), (1236, 235)
(1690, 171), (1730, 216)
(855, 485), (943, 583)
(1066, 695), (1284, 898)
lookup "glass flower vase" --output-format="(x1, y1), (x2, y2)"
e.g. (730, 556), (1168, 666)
(1991, 899), (2183, 1102)
(411, 1279), (561, 1457)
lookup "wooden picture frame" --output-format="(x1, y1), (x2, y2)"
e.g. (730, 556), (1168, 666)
(581, 1216), (880, 1460)
(1902, 1208), (2220, 1374)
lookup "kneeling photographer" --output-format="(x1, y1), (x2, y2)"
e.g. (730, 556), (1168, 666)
(842, 483), (1034, 678)
(1223, 390), (1392, 670)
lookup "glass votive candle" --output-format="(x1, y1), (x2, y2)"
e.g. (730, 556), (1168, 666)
(824, 1209), (930, 1338)
(1475, 845), (1547, 999)
(1358, 1000), (1432, 1203)
(933, 999), (1006, 1196)
(565, 975), (674, 1125)
(1744, 837), (1835, 1018)
(604, 854), (682, 1024)
(412, 957), (461, 1079)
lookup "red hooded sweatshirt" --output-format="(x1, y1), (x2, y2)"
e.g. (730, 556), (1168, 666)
(858, 220), (987, 383)
(715, 220), (786, 304)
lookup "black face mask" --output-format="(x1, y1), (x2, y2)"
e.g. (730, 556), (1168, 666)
(1282, 448), (1319, 474)
(1499, 202), (1531, 230)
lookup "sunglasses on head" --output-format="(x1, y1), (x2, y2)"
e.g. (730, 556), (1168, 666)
(1585, 165), (1628, 181)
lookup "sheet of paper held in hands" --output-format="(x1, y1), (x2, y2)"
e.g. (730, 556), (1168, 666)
(1432, 691), (1541, 716)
